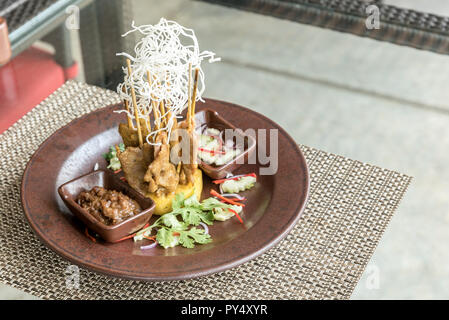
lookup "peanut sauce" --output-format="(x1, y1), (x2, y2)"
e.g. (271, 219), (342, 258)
(77, 186), (141, 225)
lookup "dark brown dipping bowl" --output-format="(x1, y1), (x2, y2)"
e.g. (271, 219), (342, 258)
(58, 170), (155, 243)
(195, 109), (256, 179)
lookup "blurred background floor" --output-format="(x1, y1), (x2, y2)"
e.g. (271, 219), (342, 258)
(2, 0), (449, 299)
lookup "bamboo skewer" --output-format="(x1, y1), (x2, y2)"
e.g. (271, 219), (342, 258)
(159, 100), (166, 127)
(165, 79), (173, 128)
(144, 86), (151, 133)
(186, 63), (192, 130)
(153, 104), (160, 130)
(146, 116), (151, 133)
(126, 59), (143, 148)
(147, 71), (161, 131)
(158, 78), (166, 127)
(122, 86), (133, 129)
(190, 68), (200, 131)
(166, 106), (174, 128)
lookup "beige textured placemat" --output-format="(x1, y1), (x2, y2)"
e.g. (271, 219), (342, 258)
(0, 81), (412, 300)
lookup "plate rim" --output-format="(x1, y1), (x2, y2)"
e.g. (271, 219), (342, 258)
(21, 99), (310, 281)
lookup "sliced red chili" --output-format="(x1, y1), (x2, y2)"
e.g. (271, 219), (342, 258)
(198, 147), (226, 155)
(211, 190), (245, 207)
(212, 173), (257, 184)
(228, 208), (243, 224)
(84, 227), (97, 243)
(112, 222), (150, 243)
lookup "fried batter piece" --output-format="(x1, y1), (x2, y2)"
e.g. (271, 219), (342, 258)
(117, 146), (148, 195)
(142, 142), (154, 165)
(144, 131), (179, 196)
(118, 118), (151, 147)
(177, 121), (199, 185)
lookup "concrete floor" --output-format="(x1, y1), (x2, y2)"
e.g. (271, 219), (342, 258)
(2, 0), (449, 299)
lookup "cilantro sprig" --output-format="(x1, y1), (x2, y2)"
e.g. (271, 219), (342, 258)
(103, 143), (125, 171)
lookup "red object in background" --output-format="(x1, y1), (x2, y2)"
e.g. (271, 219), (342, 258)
(0, 46), (78, 134)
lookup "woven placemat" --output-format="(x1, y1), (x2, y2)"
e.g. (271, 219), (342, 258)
(0, 81), (412, 300)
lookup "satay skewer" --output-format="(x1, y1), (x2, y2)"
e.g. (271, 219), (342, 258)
(126, 59), (143, 148)
(165, 79), (174, 128)
(145, 116), (151, 133)
(186, 63), (192, 129)
(147, 71), (161, 131)
(190, 68), (200, 131)
(157, 78), (166, 127)
(153, 104), (161, 130)
(159, 100), (166, 127)
(122, 86), (133, 129)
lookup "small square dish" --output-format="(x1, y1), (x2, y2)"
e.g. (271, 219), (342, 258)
(58, 170), (155, 243)
(195, 109), (256, 179)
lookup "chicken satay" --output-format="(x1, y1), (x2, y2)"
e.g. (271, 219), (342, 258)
(177, 120), (198, 185)
(117, 146), (148, 195)
(118, 118), (151, 147)
(144, 131), (179, 196)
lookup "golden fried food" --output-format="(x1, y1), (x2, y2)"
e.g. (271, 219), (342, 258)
(148, 168), (202, 215)
(118, 119), (151, 147)
(144, 131), (179, 196)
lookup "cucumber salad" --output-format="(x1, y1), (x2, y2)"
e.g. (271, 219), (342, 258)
(198, 127), (243, 166)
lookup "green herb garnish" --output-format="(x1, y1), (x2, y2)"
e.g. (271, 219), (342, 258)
(103, 143), (125, 171)
(134, 193), (237, 249)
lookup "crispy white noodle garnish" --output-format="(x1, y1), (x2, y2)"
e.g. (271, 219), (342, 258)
(116, 18), (220, 145)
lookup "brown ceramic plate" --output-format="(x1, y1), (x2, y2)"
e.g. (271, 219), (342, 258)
(21, 99), (309, 281)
